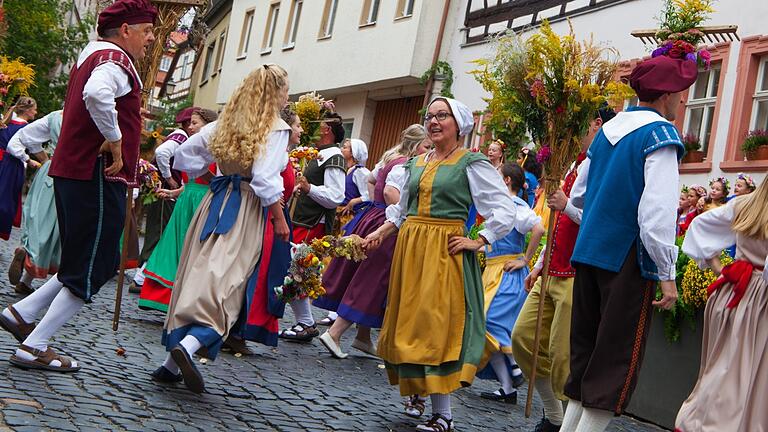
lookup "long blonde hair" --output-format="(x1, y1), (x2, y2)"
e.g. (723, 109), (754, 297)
(209, 64), (288, 168)
(378, 124), (427, 166)
(732, 177), (768, 239)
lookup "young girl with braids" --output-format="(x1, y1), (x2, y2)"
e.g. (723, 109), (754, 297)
(151, 65), (291, 393)
(477, 162), (545, 403)
(676, 177), (768, 431)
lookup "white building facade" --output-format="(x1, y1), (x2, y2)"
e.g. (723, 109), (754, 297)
(442, 0), (768, 186)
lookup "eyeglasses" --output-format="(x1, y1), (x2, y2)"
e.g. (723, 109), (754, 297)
(424, 111), (453, 123)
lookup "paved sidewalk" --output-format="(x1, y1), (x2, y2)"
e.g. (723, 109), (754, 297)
(0, 230), (666, 431)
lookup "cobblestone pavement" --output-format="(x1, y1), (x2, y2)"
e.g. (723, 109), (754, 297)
(0, 230), (666, 431)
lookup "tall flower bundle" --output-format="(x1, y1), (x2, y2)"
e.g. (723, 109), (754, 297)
(472, 21), (633, 195)
(291, 92), (334, 148)
(0, 56), (35, 118)
(653, 0), (715, 68)
(289, 146), (320, 172)
(274, 235), (367, 303)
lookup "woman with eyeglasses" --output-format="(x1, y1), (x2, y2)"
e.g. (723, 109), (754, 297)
(364, 97), (520, 432)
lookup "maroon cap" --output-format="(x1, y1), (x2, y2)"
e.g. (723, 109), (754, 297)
(97, 0), (158, 36)
(175, 107), (198, 124)
(629, 56), (698, 101)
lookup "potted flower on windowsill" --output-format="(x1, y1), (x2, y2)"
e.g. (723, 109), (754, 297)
(742, 130), (768, 161)
(682, 133), (705, 163)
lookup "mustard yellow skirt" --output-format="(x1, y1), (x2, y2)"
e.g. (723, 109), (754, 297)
(378, 216), (494, 396)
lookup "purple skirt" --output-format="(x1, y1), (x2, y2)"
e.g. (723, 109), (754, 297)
(314, 206), (395, 328)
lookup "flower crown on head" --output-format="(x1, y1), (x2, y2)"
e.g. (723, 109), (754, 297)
(689, 184), (707, 197)
(737, 173), (757, 190)
(490, 139), (508, 151)
(680, 184), (690, 194)
(709, 176), (730, 193)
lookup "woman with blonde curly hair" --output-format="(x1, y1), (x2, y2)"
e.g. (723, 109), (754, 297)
(152, 64), (292, 393)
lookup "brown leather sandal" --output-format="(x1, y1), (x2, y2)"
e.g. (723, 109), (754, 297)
(405, 395), (427, 418)
(9, 344), (81, 373)
(415, 414), (454, 432)
(0, 305), (36, 342)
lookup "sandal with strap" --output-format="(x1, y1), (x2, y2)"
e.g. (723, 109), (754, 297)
(278, 323), (319, 342)
(317, 316), (336, 326)
(404, 395), (426, 419)
(415, 414), (454, 432)
(0, 305), (36, 342)
(8, 247), (26, 285)
(9, 344), (80, 373)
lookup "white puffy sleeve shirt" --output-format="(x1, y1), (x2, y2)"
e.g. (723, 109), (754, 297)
(7, 112), (56, 162)
(173, 120), (289, 207)
(154, 129), (187, 179)
(385, 154), (518, 245)
(681, 199), (737, 269)
(352, 166), (371, 202)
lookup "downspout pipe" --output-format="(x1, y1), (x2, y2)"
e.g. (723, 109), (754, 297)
(422, 0), (452, 108)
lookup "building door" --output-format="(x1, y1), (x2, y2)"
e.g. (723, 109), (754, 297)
(368, 96), (423, 169)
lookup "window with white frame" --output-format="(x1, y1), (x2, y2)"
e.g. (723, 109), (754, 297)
(284, 0), (303, 49)
(179, 52), (194, 80)
(750, 56), (768, 131)
(201, 41), (216, 82)
(159, 56), (172, 72)
(215, 31), (226, 72)
(319, 0), (339, 39)
(262, 2), (280, 52)
(396, 0), (416, 18)
(238, 9), (255, 57)
(683, 65), (721, 155)
(360, 0), (381, 26)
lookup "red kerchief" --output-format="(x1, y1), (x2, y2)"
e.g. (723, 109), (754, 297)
(629, 56), (698, 101)
(97, 0), (158, 36)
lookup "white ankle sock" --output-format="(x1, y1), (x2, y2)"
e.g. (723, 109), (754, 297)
(162, 353), (180, 374)
(489, 353), (515, 394)
(179, 335), (202, 356)
(20, 272), (34, 286)
(535, 377), (564, 425)
(574, 407), (613, 432)
(15, 287), (84, 368)
(4, 275), (64, 324)
(430, 393), (452, 420)
(133, 264), (146, 286)
(560, 399), (584, 432)
(289, 298), (314, 326)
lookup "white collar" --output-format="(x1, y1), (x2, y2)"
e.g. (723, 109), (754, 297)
(318, 146), (342, 166)
(77, 41), (141, 89)
(602, 109), (670, 146)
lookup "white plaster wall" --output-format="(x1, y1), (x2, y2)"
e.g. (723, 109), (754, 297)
(216, 0), (443, 104)
(444, 0), (768, 184)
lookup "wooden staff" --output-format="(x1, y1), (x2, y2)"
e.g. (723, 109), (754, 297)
(524, 179), (559, 418)
(112, 188), (134, 331)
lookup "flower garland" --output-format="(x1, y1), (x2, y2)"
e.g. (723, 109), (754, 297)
(737, 173), (756, 191)
(680, 184), (690, 194)
(709, 176), (730, 195)
(274, 235), (367, 303)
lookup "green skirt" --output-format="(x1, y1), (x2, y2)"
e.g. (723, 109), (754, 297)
(138, 182), (208, 311)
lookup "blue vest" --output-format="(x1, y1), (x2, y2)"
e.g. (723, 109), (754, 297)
(571, 107), (684, 280)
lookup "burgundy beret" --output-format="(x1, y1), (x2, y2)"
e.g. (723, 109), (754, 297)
(97, 0), (158, 36)
(629, 56), (698, 101)
(175, 107), (198, 124)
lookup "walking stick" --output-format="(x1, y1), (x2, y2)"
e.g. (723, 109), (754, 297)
(112, 188), (134, 331)
(524, 199), (558, 417)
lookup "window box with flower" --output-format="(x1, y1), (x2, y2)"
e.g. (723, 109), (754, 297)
(741, 129), (768, 160)
(682, 133), (705, 163)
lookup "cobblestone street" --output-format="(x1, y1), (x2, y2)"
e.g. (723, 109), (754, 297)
(0, 230), (666, 431)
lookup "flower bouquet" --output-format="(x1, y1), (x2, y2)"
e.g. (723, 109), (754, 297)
(291, 91), (334, 148)
(137, 159), (162, 204)
(0, 56), (35, 127)
(653, 0), (714, 68)
(274, 235), (367, 303)
(289, 146), (320, 172)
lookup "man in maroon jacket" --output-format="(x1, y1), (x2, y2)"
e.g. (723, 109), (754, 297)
(0, 0), (156, 372)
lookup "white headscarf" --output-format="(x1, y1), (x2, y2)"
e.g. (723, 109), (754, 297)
(428, 96), (475, 137)
(349, 138), (368, 166)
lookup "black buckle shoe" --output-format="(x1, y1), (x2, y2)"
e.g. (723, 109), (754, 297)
(480, 388), (517, 404)
(533, 416), (561, 432)
(150, 365), (183, 383)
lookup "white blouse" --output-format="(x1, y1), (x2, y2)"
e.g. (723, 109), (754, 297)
(154, 128), (188, 179)
(6, 112), (60, 163)
(351, 166), (371, 202)
(385, 153), (518, 245)
(173, 120), (289, 207)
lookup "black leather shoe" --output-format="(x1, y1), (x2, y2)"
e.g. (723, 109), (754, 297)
(533, 416), (561, 432)
(480, 388), (518, 404)
(170, 346), (205, 393)
(511, 372), (526, 388)
(150, 366), (182, 383)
